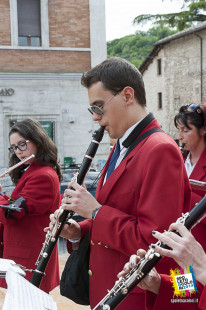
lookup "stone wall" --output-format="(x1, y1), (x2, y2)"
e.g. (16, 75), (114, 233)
(143, 29), (206, 141)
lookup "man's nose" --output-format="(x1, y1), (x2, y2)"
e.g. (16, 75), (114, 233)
(92, 113), (102, 121)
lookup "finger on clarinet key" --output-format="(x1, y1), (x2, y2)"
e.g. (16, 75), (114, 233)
(44, 226), (49, 232)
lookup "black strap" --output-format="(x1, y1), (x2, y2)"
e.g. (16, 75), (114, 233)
(20, 200), (28, 214)
(123, 128), (164, 160)
(6, 212), (18, 220)
(123, 113), (155, 148)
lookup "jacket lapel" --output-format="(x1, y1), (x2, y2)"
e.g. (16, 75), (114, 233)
(97, 133), (156, 203)
(189, 147), (206, 181)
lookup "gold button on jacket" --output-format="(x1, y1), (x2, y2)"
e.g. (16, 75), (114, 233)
(88, 270), (93, 276)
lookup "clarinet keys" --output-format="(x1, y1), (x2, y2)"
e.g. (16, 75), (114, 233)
(121, 288), (128, 295)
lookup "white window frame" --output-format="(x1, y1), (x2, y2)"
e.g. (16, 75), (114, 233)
(10, 0), (49, 48)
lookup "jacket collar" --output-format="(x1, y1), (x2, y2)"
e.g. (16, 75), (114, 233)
(123, 112), (155, 148)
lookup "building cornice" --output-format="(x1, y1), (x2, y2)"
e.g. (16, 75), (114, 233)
(0, 72), (83, 80)
(0, 46), (91, 52)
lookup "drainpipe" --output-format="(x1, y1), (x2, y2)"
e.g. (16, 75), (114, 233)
(195, 34), (203, 102)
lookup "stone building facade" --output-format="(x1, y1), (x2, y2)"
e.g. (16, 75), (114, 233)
(0, 0), (108, 170)
(139, 22), (206, 142)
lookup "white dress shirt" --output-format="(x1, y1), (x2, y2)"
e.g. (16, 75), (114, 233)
(185, 152), (196, 177)
(105, 119), (143, 182)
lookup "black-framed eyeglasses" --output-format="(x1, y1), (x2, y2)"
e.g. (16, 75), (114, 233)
(187, 103), (202, 114)
(88, 90), (122, 116)
(8, 140), (30, 154)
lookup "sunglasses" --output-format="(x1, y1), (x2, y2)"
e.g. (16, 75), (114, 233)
(186, 103), (202, 114)
(88, 90), (122, 116)
(8, 140), (30, 155)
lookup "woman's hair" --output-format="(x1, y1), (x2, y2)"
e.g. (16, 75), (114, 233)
(174, 103), (206, 142)
(9, 118), (62, 184)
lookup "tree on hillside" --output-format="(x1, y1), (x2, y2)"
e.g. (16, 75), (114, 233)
(107, 26), (177, 68)
(133, 0), (206, 31)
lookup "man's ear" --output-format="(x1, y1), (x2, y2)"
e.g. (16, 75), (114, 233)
(122, 86), (134, 105)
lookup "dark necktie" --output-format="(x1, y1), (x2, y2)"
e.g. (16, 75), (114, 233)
(106, 140), (120, 179)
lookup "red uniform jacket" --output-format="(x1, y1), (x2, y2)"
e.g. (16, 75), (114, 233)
(188, 147), (206, 254)
(0, 223), (3, 257)
(145, 147), (206, 310)
(199, 287), (206, 309)
(0, 162), (61, 292)
(76, 118), (191, 309)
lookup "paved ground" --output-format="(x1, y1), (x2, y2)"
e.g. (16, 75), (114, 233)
(0, 289), (5, 310)
(0, 253), (91, 310)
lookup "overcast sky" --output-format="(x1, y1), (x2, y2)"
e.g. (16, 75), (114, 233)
(105, 0), (184, 41)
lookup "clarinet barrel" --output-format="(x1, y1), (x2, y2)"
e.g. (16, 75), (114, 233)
(30, 126), (105, 288)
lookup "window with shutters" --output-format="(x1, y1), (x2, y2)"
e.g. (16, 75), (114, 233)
(17, 0), (41, 46)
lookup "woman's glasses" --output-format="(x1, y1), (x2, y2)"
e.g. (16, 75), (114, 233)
(8, 140), (30, 154)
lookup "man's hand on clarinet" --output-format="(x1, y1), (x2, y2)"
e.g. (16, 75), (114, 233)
(61, 181), (101, 219)
(117, 249), (161, 294)
(44, 208), (81, 240)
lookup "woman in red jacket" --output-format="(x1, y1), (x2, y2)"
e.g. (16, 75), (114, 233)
(0, 118), (62, 293)
(174, 103), (206, 262)
(175, 103), (206, 206)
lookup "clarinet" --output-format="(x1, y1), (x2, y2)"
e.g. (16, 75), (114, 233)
(30, 126), (105, 288)
(93, 194), (206, 310)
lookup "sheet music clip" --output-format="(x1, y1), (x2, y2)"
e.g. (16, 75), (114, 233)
(0, 196), (25, 213)
(0, 258), (26, 278)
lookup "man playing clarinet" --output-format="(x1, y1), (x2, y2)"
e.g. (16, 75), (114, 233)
(50, 57), (191, 309)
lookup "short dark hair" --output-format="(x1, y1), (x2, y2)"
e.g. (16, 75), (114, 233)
(9, 118), (62, 184)
(81, 57), (146, 107)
